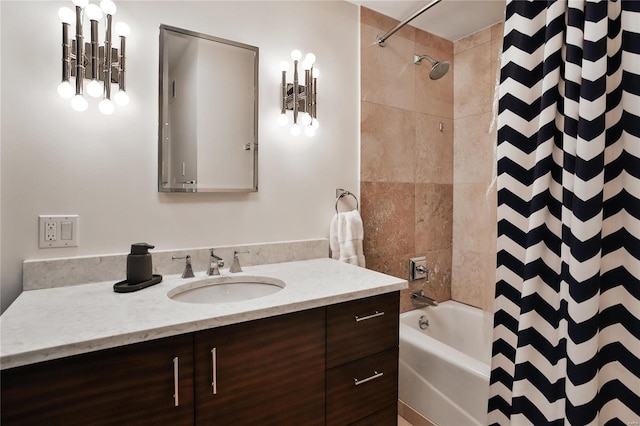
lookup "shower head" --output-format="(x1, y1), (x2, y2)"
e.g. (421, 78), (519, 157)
(414, 54), (450, 80)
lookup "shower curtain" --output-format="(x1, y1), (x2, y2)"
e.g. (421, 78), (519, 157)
(489, 1), (639, 425)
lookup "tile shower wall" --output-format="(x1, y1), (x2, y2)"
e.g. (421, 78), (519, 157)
(360, 8), (454, 313)
(451, 22), (504, 311)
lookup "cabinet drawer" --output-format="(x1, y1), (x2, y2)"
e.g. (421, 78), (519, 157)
(326, 291), (399, 368)
(351, 404), (398, 426)
(326, 348), (399, 426)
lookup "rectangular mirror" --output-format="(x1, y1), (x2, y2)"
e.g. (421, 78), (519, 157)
(158, 25), (259, 192)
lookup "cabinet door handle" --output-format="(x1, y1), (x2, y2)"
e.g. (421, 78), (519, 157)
(354, 310), (385, 322)
(354, 370), (384, 386)
(211, 348), (217, 395)
(173, 356), (180, 407)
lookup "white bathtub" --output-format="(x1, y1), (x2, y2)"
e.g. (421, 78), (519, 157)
(399, 300), (493, 425)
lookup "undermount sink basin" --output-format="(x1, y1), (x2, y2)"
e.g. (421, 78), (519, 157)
(168, 276), (285, 304)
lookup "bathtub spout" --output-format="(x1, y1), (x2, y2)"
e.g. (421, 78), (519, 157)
(411, 290), (438, 307)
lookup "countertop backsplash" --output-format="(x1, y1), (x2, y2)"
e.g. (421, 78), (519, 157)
(23, 239), (329, 290)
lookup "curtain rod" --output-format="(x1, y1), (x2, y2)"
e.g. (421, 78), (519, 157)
(376, 0), (443, 47)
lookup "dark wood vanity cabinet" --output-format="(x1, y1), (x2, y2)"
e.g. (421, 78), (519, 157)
(194, 308), (326, 425)
(1, 291), (400, 426)
(326, 291), (400, 425)
(0, 333), (195, 425)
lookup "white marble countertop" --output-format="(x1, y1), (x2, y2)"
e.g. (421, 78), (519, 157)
(0, 258), (407, 370)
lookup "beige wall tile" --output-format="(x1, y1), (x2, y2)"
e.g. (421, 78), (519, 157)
(361, 7), (416, 42)
(491, 21), (505, 41)
(361, 102), (416, 183)
(415, 26), (454, 120)
(415, 48), (453, 118)
(361, 23), (416, 111)
(454, 26), (491, 54)
(415, 29), (453, 57)
(361, 181), (416, 259)
(454, 40), (492, 118)
(451, 248), (496, 310)
(415, 183), (453, 252)
(454, 112), (496, 185)
(416, 113), (453, 184)
(453, 183), (496, 253)
(399, 248), (451, 313)
(421, 248), (452, 303)
(491, 36), (503, 97)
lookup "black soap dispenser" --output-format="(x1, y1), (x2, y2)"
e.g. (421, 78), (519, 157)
(127, 243), (155, 284)
(114, 243), (163, 293)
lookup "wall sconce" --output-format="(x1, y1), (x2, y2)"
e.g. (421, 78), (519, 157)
(278, 49), (319, 137)
(57, 0), (129, 114)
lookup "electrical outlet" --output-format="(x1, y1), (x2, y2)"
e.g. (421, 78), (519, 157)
(45, 221), (57, 241)
(39, 215), (78, 248)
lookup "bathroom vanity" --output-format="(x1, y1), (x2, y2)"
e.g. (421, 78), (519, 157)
(0, 258), (405, 425)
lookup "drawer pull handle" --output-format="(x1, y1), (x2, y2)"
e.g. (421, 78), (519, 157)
(354, 310), (385, 322)
(354, 370), (384, 386)
(173, 356), (179, 407)
(211, 348), (218, 395)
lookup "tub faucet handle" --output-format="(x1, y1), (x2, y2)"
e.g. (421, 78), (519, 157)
(172, 255), (195, 279)
(207, 249), (224, 276)
(230, 250), (250, 273)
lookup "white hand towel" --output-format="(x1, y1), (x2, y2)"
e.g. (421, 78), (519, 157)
(330, 210), (366, 267)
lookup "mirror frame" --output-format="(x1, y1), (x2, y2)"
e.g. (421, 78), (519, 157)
(158, 24), (259, 193)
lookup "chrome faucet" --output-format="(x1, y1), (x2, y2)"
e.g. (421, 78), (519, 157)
(207, 249), (225, 276)
(411, 290), (438, 307)
(172, 255), (195, 278)
(230, 250), (250, 273)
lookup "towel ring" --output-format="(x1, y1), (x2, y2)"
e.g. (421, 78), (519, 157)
(335, 189), (359, 213)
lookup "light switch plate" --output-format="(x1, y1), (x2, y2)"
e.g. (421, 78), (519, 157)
(39, 215), (78, 248)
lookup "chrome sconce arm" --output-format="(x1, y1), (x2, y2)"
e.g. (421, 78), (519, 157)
(56, 0), (129, 114)
(278, 49), (319, 137)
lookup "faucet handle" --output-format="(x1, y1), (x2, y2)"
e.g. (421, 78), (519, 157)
(172, 255), (195, 279)
(230, 250), (250, 273)
(207, 249), (224, 276)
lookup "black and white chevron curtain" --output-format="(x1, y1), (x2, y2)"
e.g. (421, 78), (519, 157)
(489, 0), (639, 424)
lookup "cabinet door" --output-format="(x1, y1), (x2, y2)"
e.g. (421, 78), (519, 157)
(194, 308), (326, 425)
(1, 334), (194, 426)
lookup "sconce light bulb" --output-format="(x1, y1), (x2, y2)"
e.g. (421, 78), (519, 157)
(290, 124), (301, 136)
(304, 126), (316, 137)
(71, 95), (89, 112)
(302, 60), (312, 71)
(115, 22), (130, 37)
(277, 113), (289, 126)
(84, 4), (103, 20)
(86, 79), (103, 98)
(312, 68), (320, 78)
(279, 61), (289, 72)
(301, 112), (312, 126)
(58, 7), (75, 24)
(72, 0), (89, 8)
(311, 118), (320, 130)
(290, 49), (302, 61)
(99, 98), (115, 115)
(114, 90), (130, 106)
(304, 53), (316, 65)
(99, 0), (117, 15)
(57, 81), (75, 99)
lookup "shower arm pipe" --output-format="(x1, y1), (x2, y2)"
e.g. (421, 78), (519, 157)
(376, 0), (442, 47)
